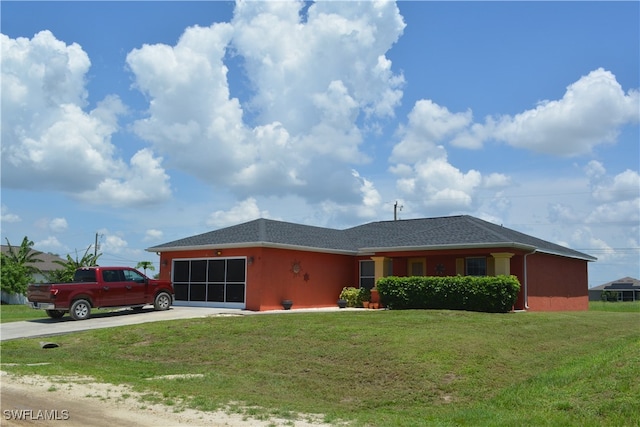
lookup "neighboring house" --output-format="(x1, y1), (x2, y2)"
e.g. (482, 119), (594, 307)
(0, 245), (66, 304)
(147, 215), (596, 312)
(589, 277), (640, 302)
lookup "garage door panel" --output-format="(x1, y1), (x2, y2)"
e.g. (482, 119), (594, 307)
(207, 284), (224, 302)
(226, 284), (245, 303)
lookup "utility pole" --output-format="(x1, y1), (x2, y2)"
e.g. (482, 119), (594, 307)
(94, 232), (99, 257)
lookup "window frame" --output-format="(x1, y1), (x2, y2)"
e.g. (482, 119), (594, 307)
(465, 257), (487, 276)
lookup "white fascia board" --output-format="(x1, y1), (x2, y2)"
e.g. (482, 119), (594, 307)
(147, 242), (357, 256)
(357, 242), (596, 262)
(357, 242), (537, 254)
(532, 248), (597, 262)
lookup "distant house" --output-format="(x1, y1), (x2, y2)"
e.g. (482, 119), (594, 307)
(147, 215), (596, 312)
(589, 277), (640, 302)
(0, 246), (65, 304)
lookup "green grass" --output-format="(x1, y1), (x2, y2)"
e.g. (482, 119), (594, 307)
(1, 309), (639, 426)
(0, 303), (117, 323)
(1, 303), (47, 322)
(589, 300), (640, 312)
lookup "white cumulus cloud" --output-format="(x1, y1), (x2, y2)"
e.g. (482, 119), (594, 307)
(128, 1), (405, 204)
(144, 229), (164, 242)
(1, 205), (21, 224)
(462, 68), (639, 156)
(1, 31), (171, 206)
(206, 197), (270, 228)
(49, 218), (68, 233)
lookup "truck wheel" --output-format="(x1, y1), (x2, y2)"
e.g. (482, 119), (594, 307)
(154, 292), (171, 311)
(70, 299), (91, 320)
(46, 310), (66, 319)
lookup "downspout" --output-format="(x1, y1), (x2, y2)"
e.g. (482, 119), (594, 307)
(523, 249), (537, 310)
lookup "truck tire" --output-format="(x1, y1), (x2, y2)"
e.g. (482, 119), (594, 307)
(70, 299), (91, 320)
(154, 292), (171, 311)
(46, 310), (66, 319)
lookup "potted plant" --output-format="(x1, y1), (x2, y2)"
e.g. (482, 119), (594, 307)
(281, 299), (293, 310)
(359, 287), (371, 308)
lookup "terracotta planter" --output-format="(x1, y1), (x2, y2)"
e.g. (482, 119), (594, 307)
(370, 289), (380, 304)
(371, 302), (379, 309)
(362, 301), (370, 308)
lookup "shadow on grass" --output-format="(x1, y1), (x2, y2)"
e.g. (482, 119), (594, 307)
(25, 307), (167, 324)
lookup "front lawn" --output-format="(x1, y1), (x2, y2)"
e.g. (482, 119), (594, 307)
(0, 303), (49, 323)
(1, 309), (638, 426)
(589, 300), (640, 312)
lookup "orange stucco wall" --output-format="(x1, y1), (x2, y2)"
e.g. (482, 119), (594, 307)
(156, 246), (589, 312)
(368, 248), (589, 311)
(251, 247), (354, 310)
(158, 247), (353, 311)
(524, 253), (589, 311)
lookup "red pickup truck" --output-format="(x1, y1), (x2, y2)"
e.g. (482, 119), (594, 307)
(27, 266), (174, 321)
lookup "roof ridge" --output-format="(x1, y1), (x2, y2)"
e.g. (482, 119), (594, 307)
(258, 218), (267, 241)
(462, 215), (512, 242)
(383, 217), (461, 245)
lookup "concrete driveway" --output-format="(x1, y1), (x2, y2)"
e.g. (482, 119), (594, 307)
(0, 306), (350, 342)
(0, 306), (252, 342)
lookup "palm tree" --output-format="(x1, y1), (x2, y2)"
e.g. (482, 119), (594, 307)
(136, 261), (155, 276)
(52, 246), (102, 282)
(1, 236), (44, 296)
(3, 236), (44, 275)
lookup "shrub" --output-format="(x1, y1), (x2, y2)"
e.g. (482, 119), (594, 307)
(358, 287), (371, 303)
(339, 287), (361, 307)
(376, 275), (521, 313)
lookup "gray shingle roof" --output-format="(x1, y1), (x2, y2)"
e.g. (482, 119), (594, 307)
(148, 215), (596, 261)
(0, 246), (65, 272)
(589, 277), (640, 290)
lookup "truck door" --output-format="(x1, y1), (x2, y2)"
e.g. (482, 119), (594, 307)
(123, 269), (148, 306)
(99, 269), (128, 306)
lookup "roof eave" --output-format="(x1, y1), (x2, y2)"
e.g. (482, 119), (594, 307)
(534, 248), (597, 262)
(358, 242), (537, 254)
(147, 242), (357, 256)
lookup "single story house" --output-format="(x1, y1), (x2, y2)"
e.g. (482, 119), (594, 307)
(0, 245), (66, 304)
(589, 277), (640, 302)
(147, 215), (596, 312)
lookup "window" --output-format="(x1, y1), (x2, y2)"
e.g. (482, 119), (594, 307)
(408, 258), (426, 276)
(359, 260), (375, 289)
(123, 269), (146, 283)
(74, 269), (96, 282)
(466, 257), (487, 276)
(102, 270), (123, 282)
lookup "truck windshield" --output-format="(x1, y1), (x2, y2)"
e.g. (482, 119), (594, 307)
(74, 269), (97, 282)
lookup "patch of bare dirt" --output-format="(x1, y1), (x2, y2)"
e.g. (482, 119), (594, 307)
(0, 371), (334, 426)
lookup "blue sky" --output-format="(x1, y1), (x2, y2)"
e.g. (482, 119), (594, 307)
(1, 1), (638, 287)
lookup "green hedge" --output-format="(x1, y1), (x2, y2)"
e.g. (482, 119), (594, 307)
(376, 275), (521, 313)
